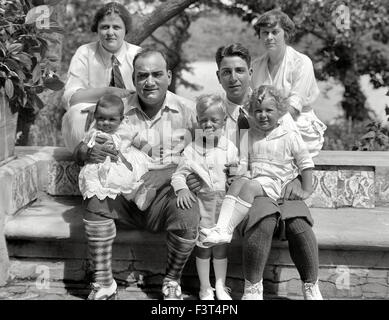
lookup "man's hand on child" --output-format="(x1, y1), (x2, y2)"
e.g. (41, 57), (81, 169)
(176, 189), (196, 210)
(86, 143), (118, 164)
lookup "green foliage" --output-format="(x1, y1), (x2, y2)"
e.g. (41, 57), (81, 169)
(0, 0), (64, 115)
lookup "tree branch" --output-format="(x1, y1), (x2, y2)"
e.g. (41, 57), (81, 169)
(127, 0), (198, 45)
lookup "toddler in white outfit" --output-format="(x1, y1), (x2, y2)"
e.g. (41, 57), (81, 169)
(171, 94), (239, 300)
(78, 94), (156, 210)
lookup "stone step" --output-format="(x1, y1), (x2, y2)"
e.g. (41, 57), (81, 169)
(4, 195), (389, 299)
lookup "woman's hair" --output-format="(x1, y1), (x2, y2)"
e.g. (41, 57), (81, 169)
(196, 94), (225, 117)
(249, 85), (288, 115)
(95, 94), (124, 116)
(91, 2), (132, 34)
(215, 43), (251, 68)
(254, 9), (295, 42)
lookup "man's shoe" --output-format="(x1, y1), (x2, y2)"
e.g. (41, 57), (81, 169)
(199, 287), (215, 300)
(302, 281), (323, 300)
(162, 280), (183, 300)
(202, 228), (232, 247)
(87, 280), (118, 300)
(241, 279), (263, 300)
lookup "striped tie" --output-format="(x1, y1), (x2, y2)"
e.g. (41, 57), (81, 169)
(110, 55), (126, 89)
(236, 107), (249, 146)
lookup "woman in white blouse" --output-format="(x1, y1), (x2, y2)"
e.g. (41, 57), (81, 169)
(251, 9), (326, 157)
(62, 2), (140, 152)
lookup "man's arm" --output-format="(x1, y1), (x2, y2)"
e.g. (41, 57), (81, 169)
(140, 167), (176, 191)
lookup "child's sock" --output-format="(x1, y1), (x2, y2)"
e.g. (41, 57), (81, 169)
(83, 219), (116, 287)
(215, 195), (238, 231)
(213, 258), (228, 288)
(213, 258), (232, 300)
(196, 257), (212, 290)
(226, 197), (252, 234)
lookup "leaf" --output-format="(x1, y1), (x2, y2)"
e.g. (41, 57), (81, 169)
(361, 131), (376, 140)
(4, 78), (14, 99)
(33, 0), (64, 5)
(4, 58), (22, 72)
(25, 5), (52, 26)
(32, 94), (44, 113)
(13, 52), (33, 71)
(43, 76), (64, 91)
(7, 43), (23, 54)
(32, 65), (41, 83)
(45, 0), (65, 5)
(38, 24), (65, 34)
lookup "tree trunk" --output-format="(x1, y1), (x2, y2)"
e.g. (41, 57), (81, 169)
(128, 0), (197, 45)
(341, 70), (369, 121)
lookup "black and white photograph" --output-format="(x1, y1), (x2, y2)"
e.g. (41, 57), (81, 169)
(0, 0), (389, 310)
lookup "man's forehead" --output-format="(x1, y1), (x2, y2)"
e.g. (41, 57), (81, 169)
(134, 53), (167, 72)
(219, 56), (249, 69)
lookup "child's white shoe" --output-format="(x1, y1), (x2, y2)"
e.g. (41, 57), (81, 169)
(302, 281), (323, 300)
(199, 287), (215, 300)
(215, 284), (232, 300)
(202, 228), (233, 247)
(241, 279), (263, 300)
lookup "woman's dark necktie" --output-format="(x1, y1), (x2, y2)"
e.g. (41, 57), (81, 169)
(110, 55), (126, 89)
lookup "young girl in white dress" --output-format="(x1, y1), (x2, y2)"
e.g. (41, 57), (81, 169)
(78, 94), (155, 210)
(202, 85), (315, 246)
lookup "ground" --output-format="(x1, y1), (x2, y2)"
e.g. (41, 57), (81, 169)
(0, 279), (296, 300)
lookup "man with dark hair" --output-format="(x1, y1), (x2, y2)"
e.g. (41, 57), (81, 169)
(74, 49), (200, 300)
(215, 43), (253, 146)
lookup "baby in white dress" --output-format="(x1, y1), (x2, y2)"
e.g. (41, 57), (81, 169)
(78, 94), (155, 210)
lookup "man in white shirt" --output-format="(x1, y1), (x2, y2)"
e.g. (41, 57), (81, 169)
(212, 43), (322, 300)
(75, 48), (200, 301)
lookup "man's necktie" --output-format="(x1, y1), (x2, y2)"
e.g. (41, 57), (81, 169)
(110, 55), (126, 89)
(237, 107), (250, 130)
(236, 107), (250, 159)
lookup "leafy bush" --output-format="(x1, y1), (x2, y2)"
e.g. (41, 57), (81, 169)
(323, 106), (389, 151)
(0, 0), (64, 115)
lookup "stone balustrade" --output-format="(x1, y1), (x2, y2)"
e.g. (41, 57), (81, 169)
(1, 147), (388, 220)
(1, 147), (389, 298)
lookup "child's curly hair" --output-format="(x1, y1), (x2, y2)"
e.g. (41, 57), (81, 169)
(249, 85), (289, 115)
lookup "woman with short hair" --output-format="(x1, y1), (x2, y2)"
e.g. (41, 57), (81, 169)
(251, 9), (326, 158)
(62, 2), (140, 152)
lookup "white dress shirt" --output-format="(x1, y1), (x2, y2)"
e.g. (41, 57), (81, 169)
(63, 41), (141, 109)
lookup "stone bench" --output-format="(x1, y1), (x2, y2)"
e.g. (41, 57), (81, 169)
(1, 147), (389, 299)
